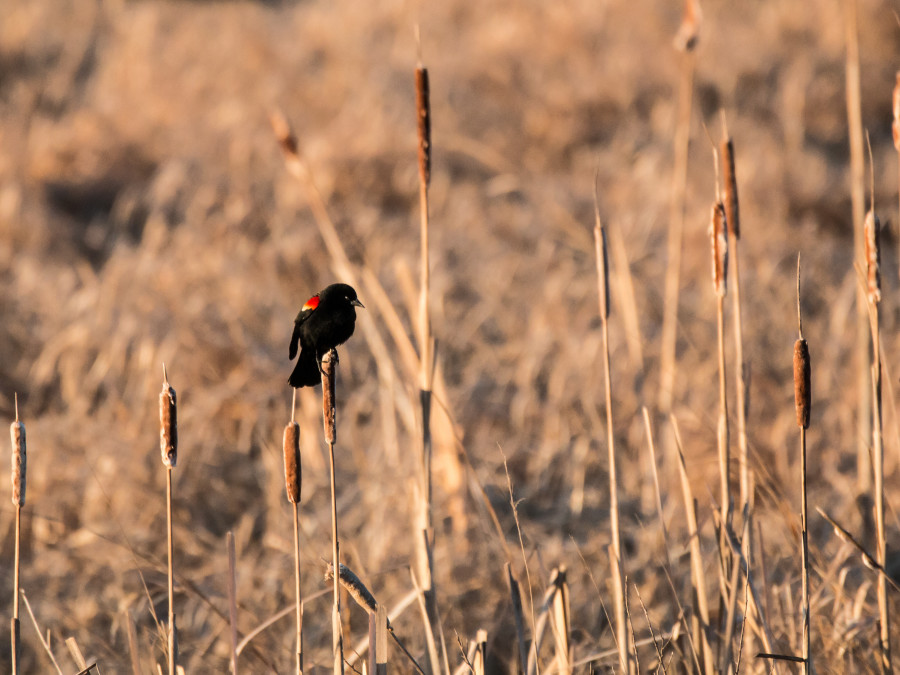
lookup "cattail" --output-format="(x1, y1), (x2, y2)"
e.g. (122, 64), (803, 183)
(794, 339), (811, 429)
(864, 209), (881, 304)
(283, 421), (301, 504)
(415, 66), (431, 187)
(721, 137), (740, 238)
(594, 217), (610, 319)
(322, 351), (336, 445)
(160, 369), (177, 468)
(10, 414), (25, 508)
(674, 0), (701, 52)
(270, 110), (298, 156)
(893, 73), (900, 151)
(710, 201), (728, 297)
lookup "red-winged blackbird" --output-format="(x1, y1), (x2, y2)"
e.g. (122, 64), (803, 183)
(288, 283), (365, 388)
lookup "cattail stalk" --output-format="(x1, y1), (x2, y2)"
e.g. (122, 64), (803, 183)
(226, 532), (239, 675)
(414, 58), (446, 674)
(721, 131), (750, 512)
(159, 367), (177, 675)
(659, 0), (700, 413)
(10, 395), (25, 675)
(710, 201), (731, 537)
(283, 420), (303, 674)
(794, 256), (812, 675)
(843, 0), (871, 493)
(894, 73), (900, 286)
(594, 187), (630, 674)
(865, 208), (892, 674)
(321, 350), (344, 674)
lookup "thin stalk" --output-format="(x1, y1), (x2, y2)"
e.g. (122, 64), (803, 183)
(872, 306), (891, 673)
(322, 350), (344, 675)
(594, 187), (629, 674)
(659, 46), (696, 414)
(166, 467), (176, 675)
(12, 505), (21, 674)
(795, 254), (812, 675)
(10, 395), (25, 675)
(293, 505), (303, 675)
(844, 0), (871, 493)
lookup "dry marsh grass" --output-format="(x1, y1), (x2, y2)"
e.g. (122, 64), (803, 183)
(2, 0), (900, 672)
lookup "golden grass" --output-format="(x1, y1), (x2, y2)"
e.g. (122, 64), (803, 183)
(2, 0), (900, 672)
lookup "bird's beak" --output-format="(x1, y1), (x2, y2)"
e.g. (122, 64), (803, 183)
(352, 299), (365, 308)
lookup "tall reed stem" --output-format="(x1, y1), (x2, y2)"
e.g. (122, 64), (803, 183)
(322, 350), (344, 675)
(10, 395), (25, 675)
(794, 256), (811, 675)
(594, 186), (630, 674)
(159, 367), (178, 675)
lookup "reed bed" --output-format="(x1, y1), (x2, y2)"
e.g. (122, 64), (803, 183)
(3, 0), (900, 673)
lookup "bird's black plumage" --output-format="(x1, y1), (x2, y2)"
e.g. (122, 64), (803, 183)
(288, 283), (364, 388)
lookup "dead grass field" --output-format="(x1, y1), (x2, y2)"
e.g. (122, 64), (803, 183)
(2, 0), (900, 672)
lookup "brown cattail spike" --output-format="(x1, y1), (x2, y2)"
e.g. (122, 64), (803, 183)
(893, 72), (900, 151)
(674, 0), (702, 52)
(864, 209), (881, 304)
(794, 339), (811, 429)
(160, 367), (178, 468)
(270, 110), (298, 157)
(10, 406), (26, 508)
(321, 350), (337, 445)
(721, 137), (740, 239)
(283, 421), (301, 504)
(710, 201), (728, 297)
(415, 66), (431, 187)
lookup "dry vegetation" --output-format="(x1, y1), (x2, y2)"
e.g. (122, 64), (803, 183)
(2, 0), (900, 672)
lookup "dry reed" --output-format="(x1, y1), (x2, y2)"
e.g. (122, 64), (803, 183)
(659, 0), (700, 413)
(10, 395), (26, 675)
(594, 181), (630, 674)
(794, 256), (811, 674)
(159, 366), (178, 675)
(283, 419), (303, 674)
(321, 350), (344, 674)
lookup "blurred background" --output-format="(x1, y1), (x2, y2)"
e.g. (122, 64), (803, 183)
(2, 0), (900, 671)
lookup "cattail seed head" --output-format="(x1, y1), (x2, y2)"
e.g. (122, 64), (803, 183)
(270, 110), (298, 157)
(893, 72), (900, 151)
(794, 339), (811, 429)
(160, 372), (178, 468)
(415, 66), (431, 187)
(721, 137), (740, 239)
(674, 0), (701, 52)
(864, 209), (881, 304)
(10, 416), (26, 508)
(321, 350), (336, 445)
(710, 201), (728, 297)
(594, 224), (610, 319)
(283, 421), (301, 504)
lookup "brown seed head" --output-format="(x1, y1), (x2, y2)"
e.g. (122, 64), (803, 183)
(893, 72), (900, 151)
(673, 0), (701, 52)
(159, 373), (178, 468)
(10, 417), (26, 507)
(794, 339), (811, 429)
(415, 66), (431, 187)
(710, 201), (728, 297)
(321, 350), (336, 445)
(720, 137), (740, 239)
(864, 209), (881, 304)
(283, 421), (301, 504)
(270, 110), (298, 157)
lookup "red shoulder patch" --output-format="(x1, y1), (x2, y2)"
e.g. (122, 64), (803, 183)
(302, 295), (320, 312)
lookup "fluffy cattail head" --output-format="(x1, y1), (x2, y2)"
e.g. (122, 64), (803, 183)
(721, 137), (740, 239)
(415, 66), (431, 187)
(159, 368), (178, 468)
(710, 201), (728, 297)
(321, 350), (337, 445)
(10, 406), (25, 508)
(893, 72), (900, 151)
(283, 422), (301, 504)
(794, 339), (811, 429)
(864, 209), (881, 304)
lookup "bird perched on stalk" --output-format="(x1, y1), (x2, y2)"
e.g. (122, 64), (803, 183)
(288, 283), (364, 388)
